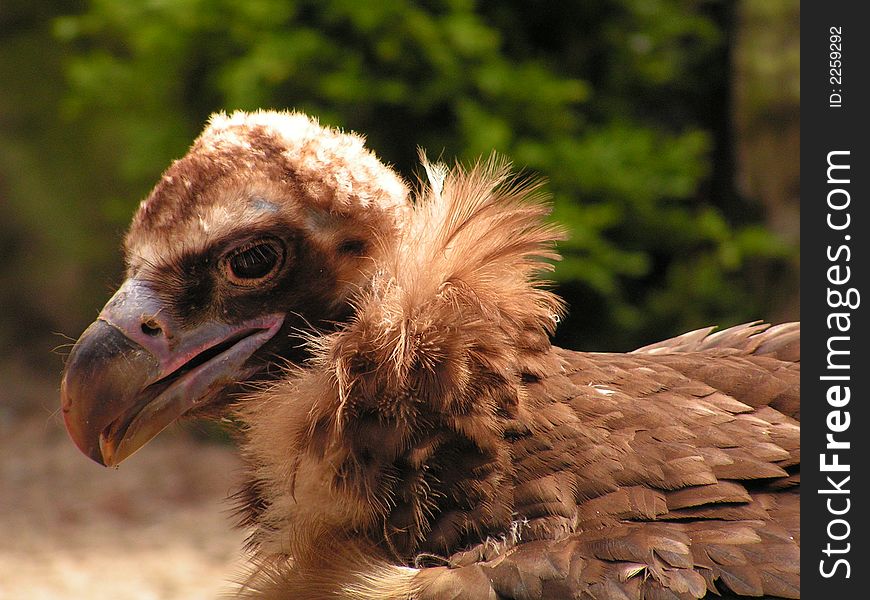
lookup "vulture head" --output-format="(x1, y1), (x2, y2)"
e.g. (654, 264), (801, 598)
(61, 111), (409, 466)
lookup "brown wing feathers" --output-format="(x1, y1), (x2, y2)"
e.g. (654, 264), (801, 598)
(235, 159), (799, 599)
(634, 321), (800, 363)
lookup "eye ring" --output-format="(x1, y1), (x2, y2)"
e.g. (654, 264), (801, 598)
(222, 238), (285, 286)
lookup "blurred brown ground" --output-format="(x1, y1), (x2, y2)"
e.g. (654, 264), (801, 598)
(0, 370), (247, 599)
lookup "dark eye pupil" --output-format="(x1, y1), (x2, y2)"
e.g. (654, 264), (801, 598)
(229, 243), (279, 279)
(338, 239), (367, 255)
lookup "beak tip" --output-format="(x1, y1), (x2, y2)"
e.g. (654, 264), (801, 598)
(90, 449), (109, 467)
(59, 383), (99, 467)
(61, 412), (107, 467)
(98, 435), (119, 468)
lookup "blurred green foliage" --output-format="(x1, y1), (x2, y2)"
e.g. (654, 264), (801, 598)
(0, 0), (798, 364)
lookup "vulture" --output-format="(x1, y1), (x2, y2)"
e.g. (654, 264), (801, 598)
(60, 110), (800, 600)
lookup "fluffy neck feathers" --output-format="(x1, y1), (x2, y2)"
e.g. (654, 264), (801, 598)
(237, 158), (565, 560)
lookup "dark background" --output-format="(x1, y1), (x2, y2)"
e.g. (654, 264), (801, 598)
(801, 2), (867, 598)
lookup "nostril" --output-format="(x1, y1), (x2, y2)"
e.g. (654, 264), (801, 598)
(141, 320), (163, 337)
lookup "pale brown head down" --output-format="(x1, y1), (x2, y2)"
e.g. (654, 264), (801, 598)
(126, 110), (409, 303)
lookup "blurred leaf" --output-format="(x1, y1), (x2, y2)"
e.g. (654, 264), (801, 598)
(0, 0), (799, 364)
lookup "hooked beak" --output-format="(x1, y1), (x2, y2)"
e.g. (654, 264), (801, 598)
(60, 278), (283, 467)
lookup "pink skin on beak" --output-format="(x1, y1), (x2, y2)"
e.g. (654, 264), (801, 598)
(61, 278), (284, 466)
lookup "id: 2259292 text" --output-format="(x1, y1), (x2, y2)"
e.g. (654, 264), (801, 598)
(829, 26), (843, 108)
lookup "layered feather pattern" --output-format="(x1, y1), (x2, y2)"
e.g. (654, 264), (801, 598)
(235, 158), (799, 599)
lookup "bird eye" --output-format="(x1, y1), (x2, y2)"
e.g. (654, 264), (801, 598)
(223, 239), (284, 286)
